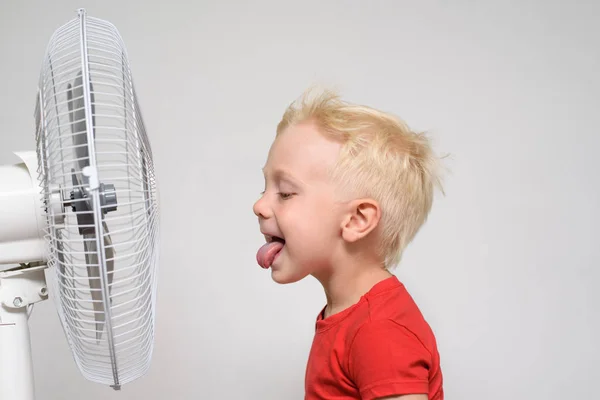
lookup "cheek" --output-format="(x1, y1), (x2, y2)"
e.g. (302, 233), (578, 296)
(279, 197), (341, 244)
(290, 214), (339, 250)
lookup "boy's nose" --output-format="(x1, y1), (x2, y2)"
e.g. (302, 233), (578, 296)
(253, 195), (272, 219)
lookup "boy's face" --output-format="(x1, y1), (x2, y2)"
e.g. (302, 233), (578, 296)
(253, 121), (346, 284)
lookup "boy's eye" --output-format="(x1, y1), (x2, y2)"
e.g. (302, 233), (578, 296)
(278, 192), (293, 200)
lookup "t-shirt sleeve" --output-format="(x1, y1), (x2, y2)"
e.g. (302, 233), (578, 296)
(347, 319), (432, 400)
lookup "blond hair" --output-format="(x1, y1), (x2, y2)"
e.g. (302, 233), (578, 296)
(276, 88), (444, 268)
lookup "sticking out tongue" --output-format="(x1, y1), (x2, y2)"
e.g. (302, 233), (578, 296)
(256, 241), (284, 269)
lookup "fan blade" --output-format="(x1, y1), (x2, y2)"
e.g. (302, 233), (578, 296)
(66, 71), (96, 175)
(84, 221), (114, 342)
(104, 221), (115, 291)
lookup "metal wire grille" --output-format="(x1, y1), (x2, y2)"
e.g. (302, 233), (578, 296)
(35, 9), (159, 389)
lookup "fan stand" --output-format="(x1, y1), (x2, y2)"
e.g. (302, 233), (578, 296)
(0, 262), (49, 400)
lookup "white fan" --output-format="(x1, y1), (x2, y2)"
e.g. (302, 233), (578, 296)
(0, 9), (160, 399)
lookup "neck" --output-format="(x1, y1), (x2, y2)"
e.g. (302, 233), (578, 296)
(313, 259), (393, 318)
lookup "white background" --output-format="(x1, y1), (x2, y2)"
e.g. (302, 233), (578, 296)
(0, 0), (598, 399)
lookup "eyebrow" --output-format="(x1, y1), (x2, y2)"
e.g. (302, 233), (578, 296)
(262, 167), (303, 185)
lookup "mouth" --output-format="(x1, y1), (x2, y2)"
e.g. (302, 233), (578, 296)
(265, 234), (286, 245)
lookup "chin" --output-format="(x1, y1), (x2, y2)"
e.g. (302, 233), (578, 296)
(271, 267), (308, 285)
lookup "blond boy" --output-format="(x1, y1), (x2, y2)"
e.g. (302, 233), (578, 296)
(253, 88), (444, 400)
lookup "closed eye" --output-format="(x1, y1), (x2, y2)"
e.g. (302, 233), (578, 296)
(278, 192), (294, 200)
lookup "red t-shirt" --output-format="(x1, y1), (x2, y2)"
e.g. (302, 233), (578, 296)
(304, 276), (443, 400)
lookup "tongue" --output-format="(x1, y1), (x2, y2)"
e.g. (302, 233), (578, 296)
(256, 241), (284, 269)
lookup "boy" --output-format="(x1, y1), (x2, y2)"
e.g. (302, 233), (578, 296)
(253, 88), (444, 400)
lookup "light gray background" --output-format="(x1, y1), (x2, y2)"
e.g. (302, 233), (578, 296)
(1, 0), (598, 399)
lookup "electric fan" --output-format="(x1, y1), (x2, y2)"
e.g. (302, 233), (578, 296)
(0, 8), (160, 399)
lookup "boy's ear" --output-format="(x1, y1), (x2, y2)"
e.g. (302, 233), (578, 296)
(340, 198), (381, 243)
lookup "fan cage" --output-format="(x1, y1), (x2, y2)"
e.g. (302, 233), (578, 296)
(35, 10), (159, 387)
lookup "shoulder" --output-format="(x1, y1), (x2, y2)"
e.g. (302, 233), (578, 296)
(346, 319), (433, 399)
(341, 277), (443, 400)
(364, 278), (424, 322)
(363, 278), (439, 352)
(348, 318), (433, 370)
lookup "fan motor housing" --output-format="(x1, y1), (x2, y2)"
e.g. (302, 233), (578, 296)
(0, 152), (46, 266)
